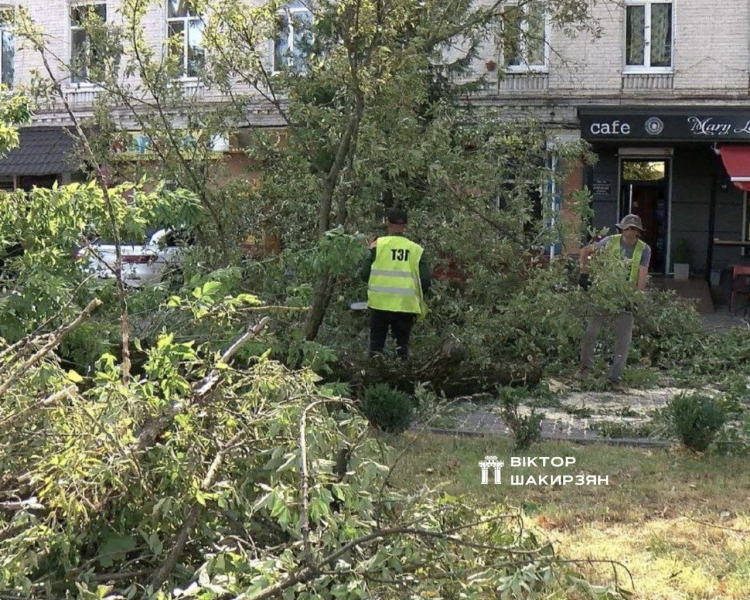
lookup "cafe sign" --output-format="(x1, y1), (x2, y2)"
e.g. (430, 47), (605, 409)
(579, 108), (750, 141)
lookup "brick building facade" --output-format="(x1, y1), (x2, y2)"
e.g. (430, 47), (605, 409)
(3, 0), (750, 278)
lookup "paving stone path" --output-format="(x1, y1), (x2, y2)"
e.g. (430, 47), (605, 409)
(430, 380), (704, 446)
(430, 383), (680, 446)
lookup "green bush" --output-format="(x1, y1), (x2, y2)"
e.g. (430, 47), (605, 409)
(360, 383), (415, 433)
(497, 386), (544, 450)
(667, 393), (726, 452)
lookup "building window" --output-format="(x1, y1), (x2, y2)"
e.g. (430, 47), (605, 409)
(500, 1), (547, 69)
(0, 9), (13, 88)
(70, 3), (106, 84)
(167, 0), (205, 78)
(625, 1), (672, 70)
(0, 12), (11, 89)
(273, 1), (313, 72)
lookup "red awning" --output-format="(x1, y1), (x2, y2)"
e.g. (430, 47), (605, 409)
(719, 144), (750, 192)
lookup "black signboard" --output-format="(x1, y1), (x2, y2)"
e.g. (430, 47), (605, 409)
(592, 179), (611, 196)
(579, 107), (750, 141)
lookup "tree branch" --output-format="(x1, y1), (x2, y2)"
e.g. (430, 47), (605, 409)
(0, 385), (77, 434)
(136, 316), (270, 450)
(0, 299), (102, 399)
(149, 433), (241, 590)
(32, 33), (132, 383)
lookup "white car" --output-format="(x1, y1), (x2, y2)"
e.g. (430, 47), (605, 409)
(77, 228), (191, 288)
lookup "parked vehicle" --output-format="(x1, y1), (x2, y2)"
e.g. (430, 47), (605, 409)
(76, 228), (192, 288)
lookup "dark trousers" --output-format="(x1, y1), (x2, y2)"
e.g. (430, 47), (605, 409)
(369, 309), (416, 359)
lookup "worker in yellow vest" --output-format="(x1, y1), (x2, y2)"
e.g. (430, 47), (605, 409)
(578, 213), (651, 389)
(361, 208), (430, 359)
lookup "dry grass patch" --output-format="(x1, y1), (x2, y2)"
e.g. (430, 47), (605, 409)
(387, 432), (750, 600)
(549, 518), (750, 599)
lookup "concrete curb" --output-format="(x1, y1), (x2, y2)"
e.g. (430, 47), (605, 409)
(414, 426), (673, 448)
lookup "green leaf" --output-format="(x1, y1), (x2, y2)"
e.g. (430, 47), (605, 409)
(202, 281), (222, 297)
(67, 369), (83, 383)
(98, 533), (137, 567)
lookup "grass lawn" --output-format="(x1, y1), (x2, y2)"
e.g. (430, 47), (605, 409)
(387, 432), (750, 600)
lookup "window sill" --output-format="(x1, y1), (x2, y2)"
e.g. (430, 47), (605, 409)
(67, 82), (102, 89)
(623, 67), (674, 75)
(503, 65), (549, 74)
(173, 77), (202, 85)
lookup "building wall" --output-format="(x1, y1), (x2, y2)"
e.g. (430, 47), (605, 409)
(670, 147), (715, 272)
(483, 0), (750, 108)
(547, 6), (624, 94)
(16, 0), (273, 122)
(19, 0), (750, 124)
(673, 1), (750, 92)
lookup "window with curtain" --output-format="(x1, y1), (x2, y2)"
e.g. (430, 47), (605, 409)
(167, 0), (205, 78)
(70, 3), (106, 83)
(273, 1), (313, 72)
(625, 1), (672, 69)
(500, 1), (547, 69)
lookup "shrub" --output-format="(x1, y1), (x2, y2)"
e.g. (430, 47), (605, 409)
(667, 393), (726, 452)
(497, 386), (544, 450)
(360, 383), (415, 432)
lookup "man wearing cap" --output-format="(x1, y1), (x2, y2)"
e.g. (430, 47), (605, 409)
(578, 213), (651, 388)
(361, 208), (430, 359)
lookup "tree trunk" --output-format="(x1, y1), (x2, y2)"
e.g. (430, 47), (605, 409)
(304, 94), (365, 341)
(304, 271), (334, 341)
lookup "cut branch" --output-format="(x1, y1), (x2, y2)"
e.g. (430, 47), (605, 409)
(149, 433), (241, 590)
(136, 316), (270, 450)
(0, 299), (102, 399)
(0, 385), (77, 434)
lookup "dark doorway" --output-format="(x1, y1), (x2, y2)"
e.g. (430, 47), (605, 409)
(620, 160), (669, 273)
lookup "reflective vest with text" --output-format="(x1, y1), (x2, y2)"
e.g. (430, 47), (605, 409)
(367, 236), (426, 316)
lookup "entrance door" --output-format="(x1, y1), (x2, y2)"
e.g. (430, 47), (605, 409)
(620, 160), (669, 273)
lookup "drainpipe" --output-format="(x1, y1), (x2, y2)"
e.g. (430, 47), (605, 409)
(706, 150), (719, 285)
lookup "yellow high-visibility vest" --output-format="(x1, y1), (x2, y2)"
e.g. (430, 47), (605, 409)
(367, 236), (426, 315)
(610, 234), (646, 283)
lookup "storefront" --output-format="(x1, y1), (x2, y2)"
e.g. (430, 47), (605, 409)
(578, 107), (750, 280)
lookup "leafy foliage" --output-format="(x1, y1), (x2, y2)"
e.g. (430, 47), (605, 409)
(497, 386), (545, 450)
(667, 393), (727, 452)
(0, 324), (632, 599)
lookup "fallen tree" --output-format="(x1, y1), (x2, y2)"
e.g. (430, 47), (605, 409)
(330, 334), (544, 398)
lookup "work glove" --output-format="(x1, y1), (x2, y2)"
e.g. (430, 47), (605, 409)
(578, 273), (591, 291)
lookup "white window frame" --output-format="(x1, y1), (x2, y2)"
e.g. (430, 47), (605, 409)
(623, 0), (674, 74)
(69, 1), (107, 86)
(271, 2), (313, 74)
(499, 0), (549, 73)
(166, 0), (206, 81)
